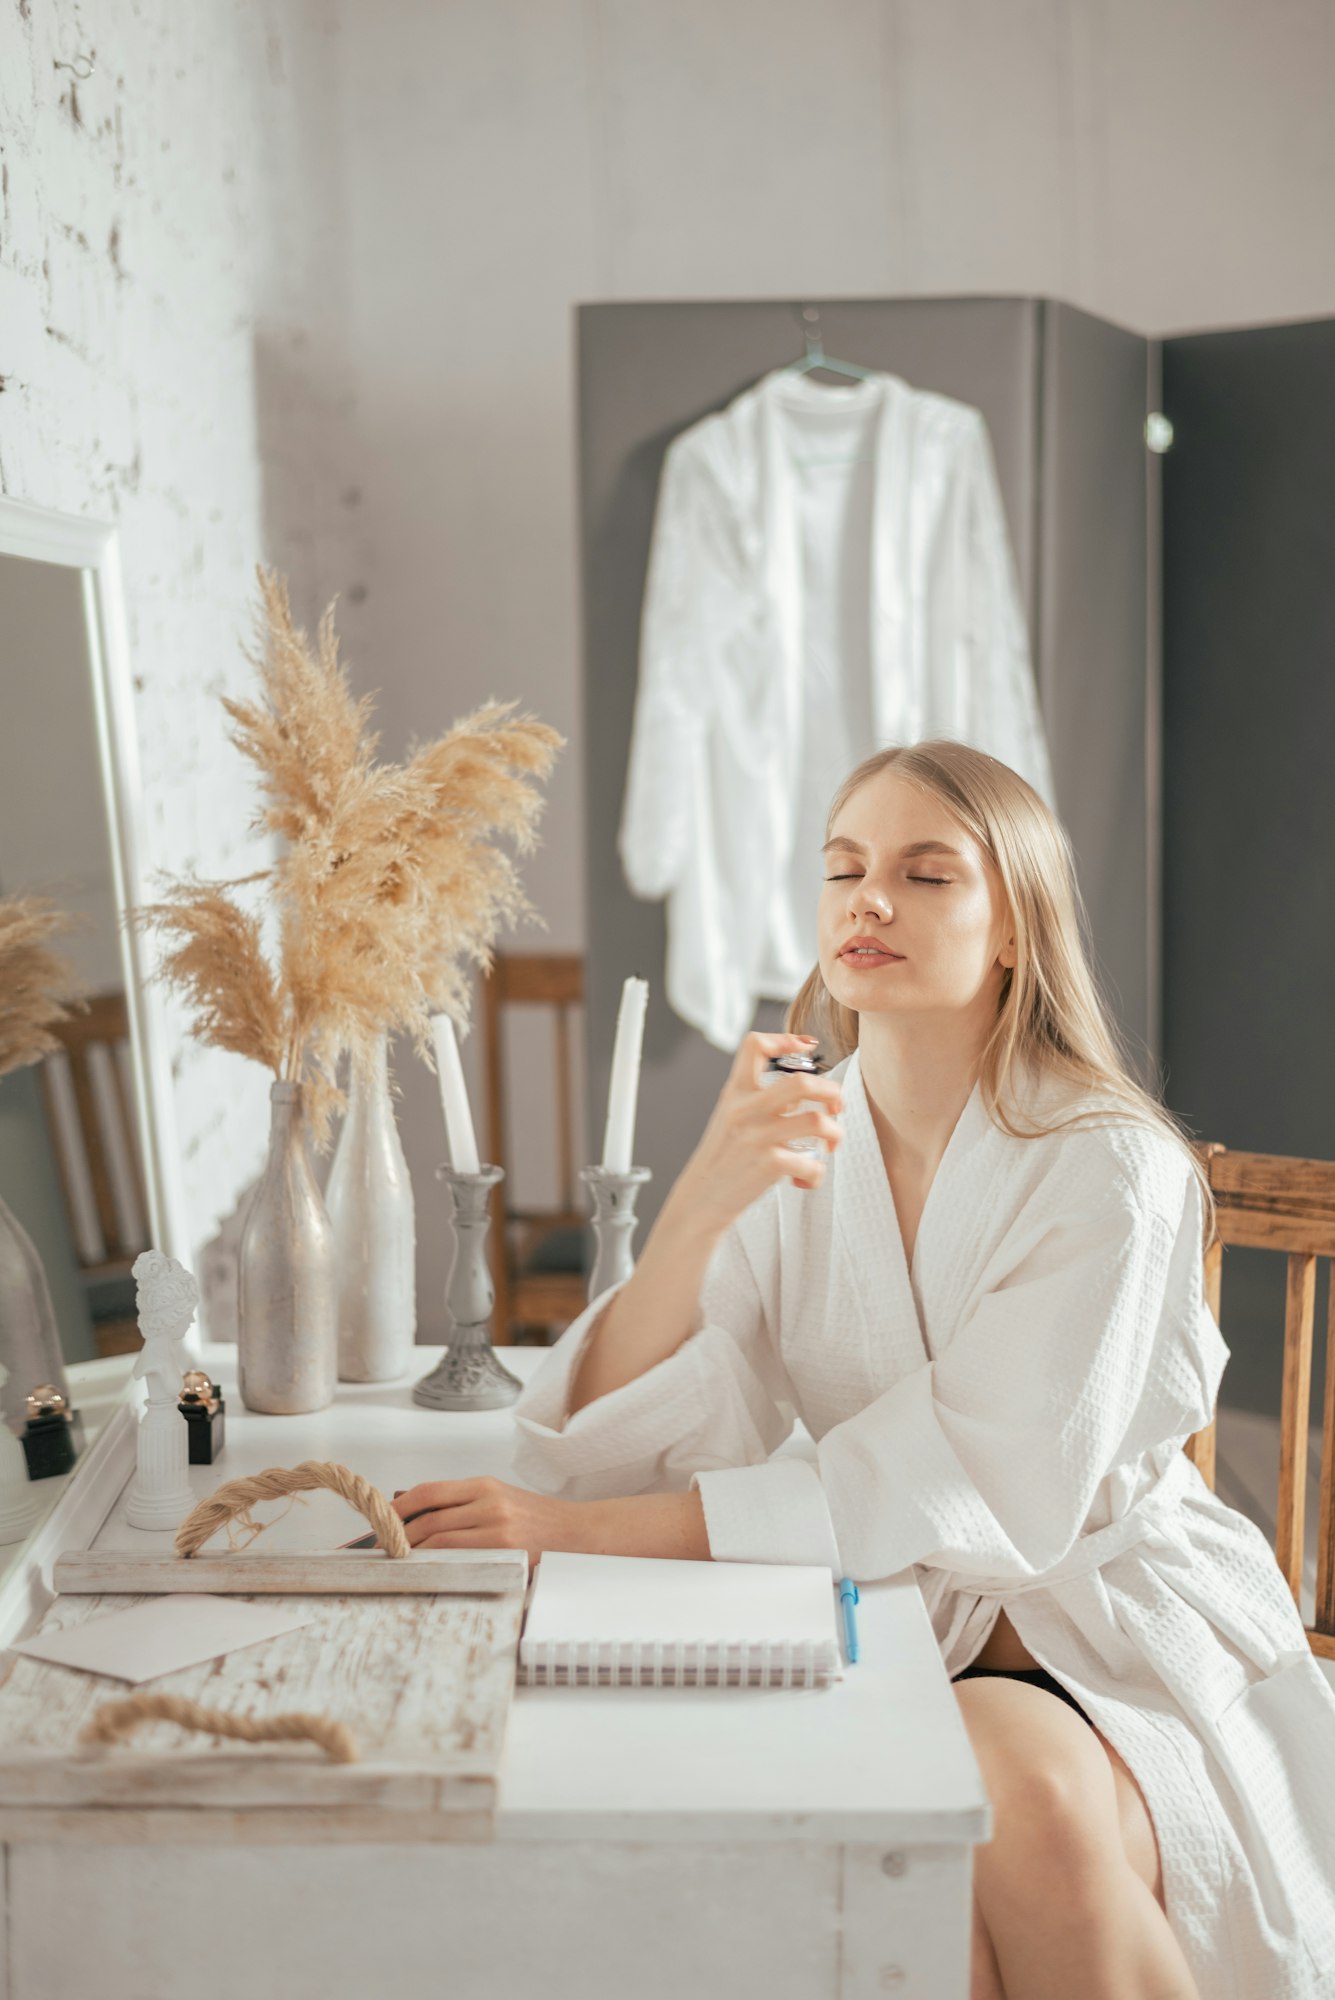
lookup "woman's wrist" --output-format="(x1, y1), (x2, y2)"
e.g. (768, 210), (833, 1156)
(652, 1173), (732, 1255)
(570, 1489), (710, 1561)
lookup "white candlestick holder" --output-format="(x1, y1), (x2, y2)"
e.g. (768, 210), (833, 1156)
(580, 1165), (652, 1301)
(413, 1165), (522, 1411)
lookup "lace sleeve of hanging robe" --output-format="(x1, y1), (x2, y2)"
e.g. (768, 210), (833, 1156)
(617, 424), (749, 903)
(956, 409), (1058, 813)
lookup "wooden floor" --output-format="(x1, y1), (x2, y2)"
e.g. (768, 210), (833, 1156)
(1215, 1406), (1335, 1690)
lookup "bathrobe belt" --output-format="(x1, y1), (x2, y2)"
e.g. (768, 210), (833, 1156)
(945, 1448), (1298, 1683)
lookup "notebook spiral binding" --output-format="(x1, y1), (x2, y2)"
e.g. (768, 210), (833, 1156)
(517, 1636), (831, 1688)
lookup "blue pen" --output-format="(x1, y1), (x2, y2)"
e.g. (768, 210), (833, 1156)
(839, 1577), (860, 1664)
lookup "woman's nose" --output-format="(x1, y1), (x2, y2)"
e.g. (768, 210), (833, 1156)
(850, 883), (893, 920)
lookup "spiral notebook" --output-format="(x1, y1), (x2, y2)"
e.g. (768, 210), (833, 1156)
(517, 1551), (843, 1688)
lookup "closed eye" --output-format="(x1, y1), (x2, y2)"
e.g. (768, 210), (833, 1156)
(823, 874), (951, 885)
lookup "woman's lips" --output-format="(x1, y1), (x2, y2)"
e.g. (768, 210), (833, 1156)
(839, 944), (905, 962)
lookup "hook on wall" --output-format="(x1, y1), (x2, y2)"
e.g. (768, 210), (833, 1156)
(54, 51), (97, 83)
(795, 303), (824, 359)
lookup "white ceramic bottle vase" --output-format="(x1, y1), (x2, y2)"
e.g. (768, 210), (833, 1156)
(326, 1033), (417, 1382)
(237, 1080), (336, 1414)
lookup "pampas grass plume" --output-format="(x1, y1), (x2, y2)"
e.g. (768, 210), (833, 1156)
(132, 565), (564, 1148)
(0, 896), (83, 1079)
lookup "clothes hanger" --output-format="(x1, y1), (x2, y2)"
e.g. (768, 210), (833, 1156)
(785, 308), (874, 384)
(782, 308), (877, 466)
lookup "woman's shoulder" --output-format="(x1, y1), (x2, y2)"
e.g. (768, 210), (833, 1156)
(1003, 1063), (1196, 1234)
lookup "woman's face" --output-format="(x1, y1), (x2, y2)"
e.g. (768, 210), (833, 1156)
(817, 768), (1015, 1022)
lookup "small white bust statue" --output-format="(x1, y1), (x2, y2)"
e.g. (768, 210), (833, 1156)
(132, 1250), (199, 1401)
(126, 1249), (198, 1531)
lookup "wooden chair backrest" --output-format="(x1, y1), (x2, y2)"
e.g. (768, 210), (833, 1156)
(39, 989), (149, 1277)
(481, 954), (584, 1338)
(1190, 1140), (1335, 1657)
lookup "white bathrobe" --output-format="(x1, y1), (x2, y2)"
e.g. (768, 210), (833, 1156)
(619, 368), (1056, 1050)
(514, 1051), (1335, 2000)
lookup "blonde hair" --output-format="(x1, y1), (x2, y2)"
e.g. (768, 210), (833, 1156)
(787, 740), (1217, 1247)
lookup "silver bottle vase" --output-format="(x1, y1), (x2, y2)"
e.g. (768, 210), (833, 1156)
(327, 1034), (416, 1382)
(0, 1194), (72, 1434)
(237, 1080), (336, 1414)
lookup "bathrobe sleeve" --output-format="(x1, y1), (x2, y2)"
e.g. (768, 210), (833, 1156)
(696, 1144), (1221, 1582)
(511, 1221), (843, 1566)
(618, 424), (749, 901)
(959, 411), (1058, 813)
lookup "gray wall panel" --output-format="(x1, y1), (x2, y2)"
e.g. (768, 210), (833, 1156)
(1162, 315), (1335, 1418)
(1038, 302), (1154, 1082)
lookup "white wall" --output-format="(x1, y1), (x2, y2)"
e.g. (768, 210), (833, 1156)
(328, 0), (1335, 1337)
(6, 1), (1334, 1334)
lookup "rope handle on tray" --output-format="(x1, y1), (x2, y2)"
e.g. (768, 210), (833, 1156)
(174, 1460), (410, 1560)
(80, 1692), (360, 1762)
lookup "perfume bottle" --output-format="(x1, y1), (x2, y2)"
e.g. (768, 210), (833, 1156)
(178, 1370), (226, 1465)
(21, 1385), (84, 1480)
(763, 1048), (833, 1155)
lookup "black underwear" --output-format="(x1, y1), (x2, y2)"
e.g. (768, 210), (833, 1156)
(950, 1662), (1095, 1730)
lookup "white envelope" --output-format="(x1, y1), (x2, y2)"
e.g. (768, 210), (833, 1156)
(9, 1594), (318, 1685)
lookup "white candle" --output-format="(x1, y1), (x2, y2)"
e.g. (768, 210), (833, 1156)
(430, 1012), (481, 1175)
(601, 976), (648, 1174)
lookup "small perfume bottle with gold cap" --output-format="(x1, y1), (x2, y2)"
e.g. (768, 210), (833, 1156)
(178, 1371), (226, 1465)
(21, 1385), (84, 1480)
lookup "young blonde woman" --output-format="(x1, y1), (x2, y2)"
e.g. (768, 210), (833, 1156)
(394, 741), (1335, 2000)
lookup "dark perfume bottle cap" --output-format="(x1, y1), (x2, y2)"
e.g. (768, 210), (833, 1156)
(765, 1050), (829, 1076)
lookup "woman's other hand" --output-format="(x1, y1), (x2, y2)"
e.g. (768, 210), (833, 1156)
(391, 1480), (709, 1563)
(393, 1478), (579, 1563)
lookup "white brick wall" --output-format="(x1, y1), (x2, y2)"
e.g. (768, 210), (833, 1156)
(0, 0), (356, 1275)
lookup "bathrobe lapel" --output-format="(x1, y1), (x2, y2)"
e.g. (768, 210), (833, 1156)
(833, 1049), (996, 1383)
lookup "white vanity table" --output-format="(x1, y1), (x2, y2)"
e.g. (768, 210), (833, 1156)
(0, 1343), (990, 2000)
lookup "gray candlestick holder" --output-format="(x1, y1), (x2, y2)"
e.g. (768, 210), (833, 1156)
(580, 1165), (652, 1302)
(412, 1164), (522, 1411)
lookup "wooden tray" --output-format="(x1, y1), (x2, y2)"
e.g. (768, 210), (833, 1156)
(0, 1585), (524, 1843)
(55, 1548), (528, 1595)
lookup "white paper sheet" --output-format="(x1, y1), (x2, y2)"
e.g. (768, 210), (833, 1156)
(9, 1595), (318, 1685)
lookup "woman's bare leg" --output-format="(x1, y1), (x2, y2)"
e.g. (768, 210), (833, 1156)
(956, 1680), (1201, 2000)
(971, 1890), (1007, 2000)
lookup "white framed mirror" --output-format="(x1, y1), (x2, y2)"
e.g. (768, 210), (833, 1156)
(0, 497), (187, 1371)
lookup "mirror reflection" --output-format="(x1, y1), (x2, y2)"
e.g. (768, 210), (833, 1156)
(0, 552), (149, 1372)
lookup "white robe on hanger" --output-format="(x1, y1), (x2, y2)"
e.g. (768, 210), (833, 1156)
(619, 368), (1056, 1050)
(514, 1051), (1335, 2000)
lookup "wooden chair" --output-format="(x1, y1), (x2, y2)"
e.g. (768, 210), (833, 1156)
(1185, 1140), (1335, 1661)
(39, 989), (150, 1356)
(482, 953), (589, 1345)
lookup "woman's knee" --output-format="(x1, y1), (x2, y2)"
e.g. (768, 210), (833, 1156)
(956, 1681), (1125, 1882)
